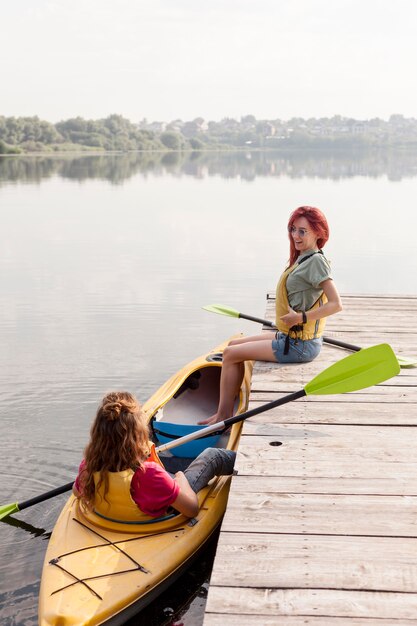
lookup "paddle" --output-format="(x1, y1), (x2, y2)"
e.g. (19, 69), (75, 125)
(0, 343), (399, 520)
(203, 303), (417, 368)
(0, 481), (74, 521)
(156, 342), (400, 452)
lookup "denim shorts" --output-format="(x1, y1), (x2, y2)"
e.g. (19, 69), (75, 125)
(272, 332), (323, 363)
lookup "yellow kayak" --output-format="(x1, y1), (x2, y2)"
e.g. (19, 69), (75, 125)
(39, 337), (252, 625)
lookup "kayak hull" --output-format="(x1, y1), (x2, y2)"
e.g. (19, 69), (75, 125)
(39, 338), (252, 626)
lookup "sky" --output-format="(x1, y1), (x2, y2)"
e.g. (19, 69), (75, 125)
(2, 0), (417, 124)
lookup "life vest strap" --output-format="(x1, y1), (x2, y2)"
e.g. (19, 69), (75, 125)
(283, 324), (304, 355)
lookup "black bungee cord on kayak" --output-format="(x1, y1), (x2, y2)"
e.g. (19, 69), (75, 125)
(49, 522), (186, 599)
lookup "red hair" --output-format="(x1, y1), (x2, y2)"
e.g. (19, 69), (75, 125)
(287, 206), (329, 266)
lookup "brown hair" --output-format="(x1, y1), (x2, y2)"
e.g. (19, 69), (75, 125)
(78, 391), (150, 511)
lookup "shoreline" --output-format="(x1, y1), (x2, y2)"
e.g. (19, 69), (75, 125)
(2, 144), (417, 158)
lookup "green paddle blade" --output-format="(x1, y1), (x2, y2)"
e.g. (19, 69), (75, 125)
(305, 343), (400, 396)
(0, 503), (19, 521)
(202, 304), (240, 318)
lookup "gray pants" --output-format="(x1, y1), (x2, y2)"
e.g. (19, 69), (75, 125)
(184, 448), (236, 493)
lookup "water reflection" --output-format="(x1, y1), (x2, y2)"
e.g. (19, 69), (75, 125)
(2, 148), (417, 185)
(0, 515), (49, 539)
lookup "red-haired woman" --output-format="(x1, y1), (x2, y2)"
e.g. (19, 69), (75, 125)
(199, 206), (342, 426)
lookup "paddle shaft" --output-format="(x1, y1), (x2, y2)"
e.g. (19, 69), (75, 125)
(155, 389), (306, 452)
(18, 481), (74, 512)
(323, 336), (361, 352)
(237, 311), (362, 353)
(239, 312), (275, 327)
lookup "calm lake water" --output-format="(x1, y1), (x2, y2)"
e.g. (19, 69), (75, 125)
(1, 150), (417, 625)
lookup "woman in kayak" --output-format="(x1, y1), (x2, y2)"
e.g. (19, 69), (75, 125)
(73, 391), (235, 520)
(199, 205), (342, 426)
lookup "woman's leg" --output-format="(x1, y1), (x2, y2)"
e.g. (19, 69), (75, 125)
(198, 337), (277, 425)
(184, 448), (236, 493)
(228, 331), (276, 346)
(227, 333), (275, 400)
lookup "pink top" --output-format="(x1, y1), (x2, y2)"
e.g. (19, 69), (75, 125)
(75, 460), (180, 518)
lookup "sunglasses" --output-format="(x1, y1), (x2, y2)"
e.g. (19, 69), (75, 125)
(288, 226), (309, 237)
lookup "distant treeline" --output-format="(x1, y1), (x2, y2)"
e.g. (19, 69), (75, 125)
(1, 113), (417, 154)
(0, 114), (167, 154)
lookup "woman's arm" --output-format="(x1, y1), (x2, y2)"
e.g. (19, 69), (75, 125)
(171, 471), (199, 518)
(280, 279), (342, 327)
(304, 278), (343, 322)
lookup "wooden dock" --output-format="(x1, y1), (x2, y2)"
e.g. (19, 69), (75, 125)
(204, 294), (417, 625)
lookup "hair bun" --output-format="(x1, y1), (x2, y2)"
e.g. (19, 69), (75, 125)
(102, 401), (123, 421)
(99, 392), (139, 422)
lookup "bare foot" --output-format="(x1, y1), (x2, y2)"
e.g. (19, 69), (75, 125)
(197, 413), (223, 426)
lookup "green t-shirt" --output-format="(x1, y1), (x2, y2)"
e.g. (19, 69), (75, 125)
(286, 250), (332, 312)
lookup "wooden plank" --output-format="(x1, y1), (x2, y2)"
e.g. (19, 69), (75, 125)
(267, 293), (417, 302)
(268, 292), (417, 299)
(266, 292), (417, 304)
(209, 533), (417, 592)
(235, 457), (417, 479)
(238, 423), (417, 445)
(204, 616), (417, 626)
(250, 360), (417, 386)
(205, 587), (417, 621)
(239, 423), (417, 440)
(250, 356), (416, 384)
(221, 491), (417, 537)
(250, 379), (417, 392)
(300, 319), (415, 331)
(249, 390), (417, 401)
(235, 425), (417, 461)
(323, 336), (416, 350)
(250, 352), (415, 380)
(240, 402), (417, 425)
(251, 353), (417, 373)
(235, 432), (417, 477)
(230, 475), (417, 496)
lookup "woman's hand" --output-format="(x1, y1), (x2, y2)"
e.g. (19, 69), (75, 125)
(280, 306), (302, 327)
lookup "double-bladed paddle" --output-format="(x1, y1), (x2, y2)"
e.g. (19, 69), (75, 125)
(203, 303), (417, 368)
(156, 342), (399, 452)
(0, 343), (400, 520)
